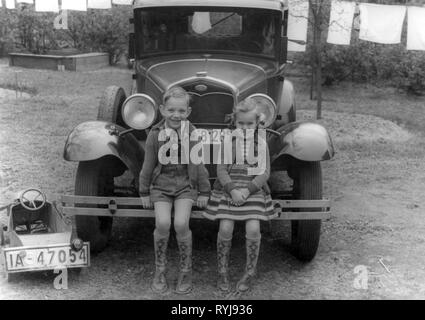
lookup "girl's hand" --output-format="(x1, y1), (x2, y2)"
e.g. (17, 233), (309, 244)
(197, 195), (209, 209)
(240, 188), (250, 200)
(230, 189), (245, 206)
(141, 196), (153, 209)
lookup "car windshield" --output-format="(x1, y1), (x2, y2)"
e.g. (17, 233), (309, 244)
(135, 7), (280, 58)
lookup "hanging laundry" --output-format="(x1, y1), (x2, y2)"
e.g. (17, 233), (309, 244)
(407, 6), (425, 51)
(287, 0), (309, 52)
(327, 0), (356, 45)
(112, 0), (133, 5)
(35, 0), (59, 12)
(191, 12), (212, 34)
(62, 0), (87, 11)
(359, 3), (406, 44)
(5, 0), (16, 9)
(88, 0), (112, 9)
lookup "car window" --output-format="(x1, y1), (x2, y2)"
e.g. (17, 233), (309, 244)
(136, 8), (280, 58)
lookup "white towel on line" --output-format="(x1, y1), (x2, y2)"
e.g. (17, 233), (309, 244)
(191, 12), (212, 34)
(112, 0), (133, 5)
(62, 0), (87, 11)
(5, 0), (16, 9)
(327, 0), (356, 45)
(407, 6), (425, 51)
(287, 0), (309, 52)
(359, 3), (406, 44)
(35, 0), (59, 12)
(88, 0), (112, 9)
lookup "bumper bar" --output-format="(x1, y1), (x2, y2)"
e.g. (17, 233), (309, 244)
(61, 196), (331, 221)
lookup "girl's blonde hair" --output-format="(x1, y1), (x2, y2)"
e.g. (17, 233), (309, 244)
(231, 98), (266, 126)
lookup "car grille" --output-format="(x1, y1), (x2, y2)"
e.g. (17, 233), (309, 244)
(188, 93), (234, 127)
(183, 84), (234, 179)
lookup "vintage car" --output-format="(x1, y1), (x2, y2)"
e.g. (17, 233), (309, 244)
(0, 189), (89, 281)
(61, 0), (334, 262)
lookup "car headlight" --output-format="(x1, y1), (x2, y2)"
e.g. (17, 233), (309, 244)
(247, 94), (277, 128)
(121, 94), (157, 130)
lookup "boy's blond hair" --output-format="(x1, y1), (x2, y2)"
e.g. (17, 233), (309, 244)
(163, 86), (191, 106)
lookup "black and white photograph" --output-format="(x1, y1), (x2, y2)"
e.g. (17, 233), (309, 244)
(0, 0), (425, 302)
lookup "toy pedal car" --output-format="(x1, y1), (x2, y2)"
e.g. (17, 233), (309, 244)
(0, 189), (90, 281)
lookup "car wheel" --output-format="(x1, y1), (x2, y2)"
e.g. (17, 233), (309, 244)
(75, 159), (114, 253)
(290, 161), (322, 262)
(98, 86), (127, 126)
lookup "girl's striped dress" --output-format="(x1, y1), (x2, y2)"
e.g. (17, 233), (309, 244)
(204, 140), (277, 221)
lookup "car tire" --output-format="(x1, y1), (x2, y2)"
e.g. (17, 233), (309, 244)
(75, 159), (114, 254)
(98, 86), (127, 126)
(290, 161), (322, 262)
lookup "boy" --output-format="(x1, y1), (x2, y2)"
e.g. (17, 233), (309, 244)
(139, 86), (210, 294)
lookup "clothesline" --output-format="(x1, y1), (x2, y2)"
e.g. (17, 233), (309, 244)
(1, 0), (425, 51)
(0, 0), (133, 11)
(288, 0), (425, 51)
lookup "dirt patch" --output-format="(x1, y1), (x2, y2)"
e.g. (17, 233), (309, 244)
(2, 63), (425, 299)
(298, 110), (412, 144)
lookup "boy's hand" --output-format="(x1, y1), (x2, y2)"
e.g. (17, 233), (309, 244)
(197, 195), (209, 209)
(230, 189), (245, 206)
(141, 196), (153, 209)
(240, 188), (250, 200)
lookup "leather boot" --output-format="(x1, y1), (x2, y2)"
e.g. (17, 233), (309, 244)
(151, 230), (169, 294)
(176, 231), (193, 294)
(236, 235), (261, 292)
(217, 234), (232, 292)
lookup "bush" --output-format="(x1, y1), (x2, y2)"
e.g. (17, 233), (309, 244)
(305, 40), (425, 95)
(393, 52), (425, 95)
(0, 9), (18, 57)
(16, 10), (59, 54)
(1, 5), (131, 65)
(67, 8), (131, 65)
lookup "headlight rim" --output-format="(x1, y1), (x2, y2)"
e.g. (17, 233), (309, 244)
(121, 93), (158, 130)
(246, 93), (278, 128)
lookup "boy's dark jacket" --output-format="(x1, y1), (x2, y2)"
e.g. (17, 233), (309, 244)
(139, 120), (211, 197)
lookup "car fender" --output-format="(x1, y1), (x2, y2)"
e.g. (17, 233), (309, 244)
(269, 122), (335, 163)
(63, 121), (144, 179)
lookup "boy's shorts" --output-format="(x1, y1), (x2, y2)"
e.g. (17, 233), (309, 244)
(150, 164), (198, 204)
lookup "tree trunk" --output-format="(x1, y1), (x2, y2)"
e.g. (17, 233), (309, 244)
(316, 28), (323, 120)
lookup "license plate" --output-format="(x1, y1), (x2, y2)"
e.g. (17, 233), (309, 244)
(3, 243), (90, 273)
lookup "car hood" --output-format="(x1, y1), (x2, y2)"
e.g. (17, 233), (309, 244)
(138, 55), (277, 95)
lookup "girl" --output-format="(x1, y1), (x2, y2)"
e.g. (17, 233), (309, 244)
(203, 98), (277, 293)
(139, 86), (210, 294)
